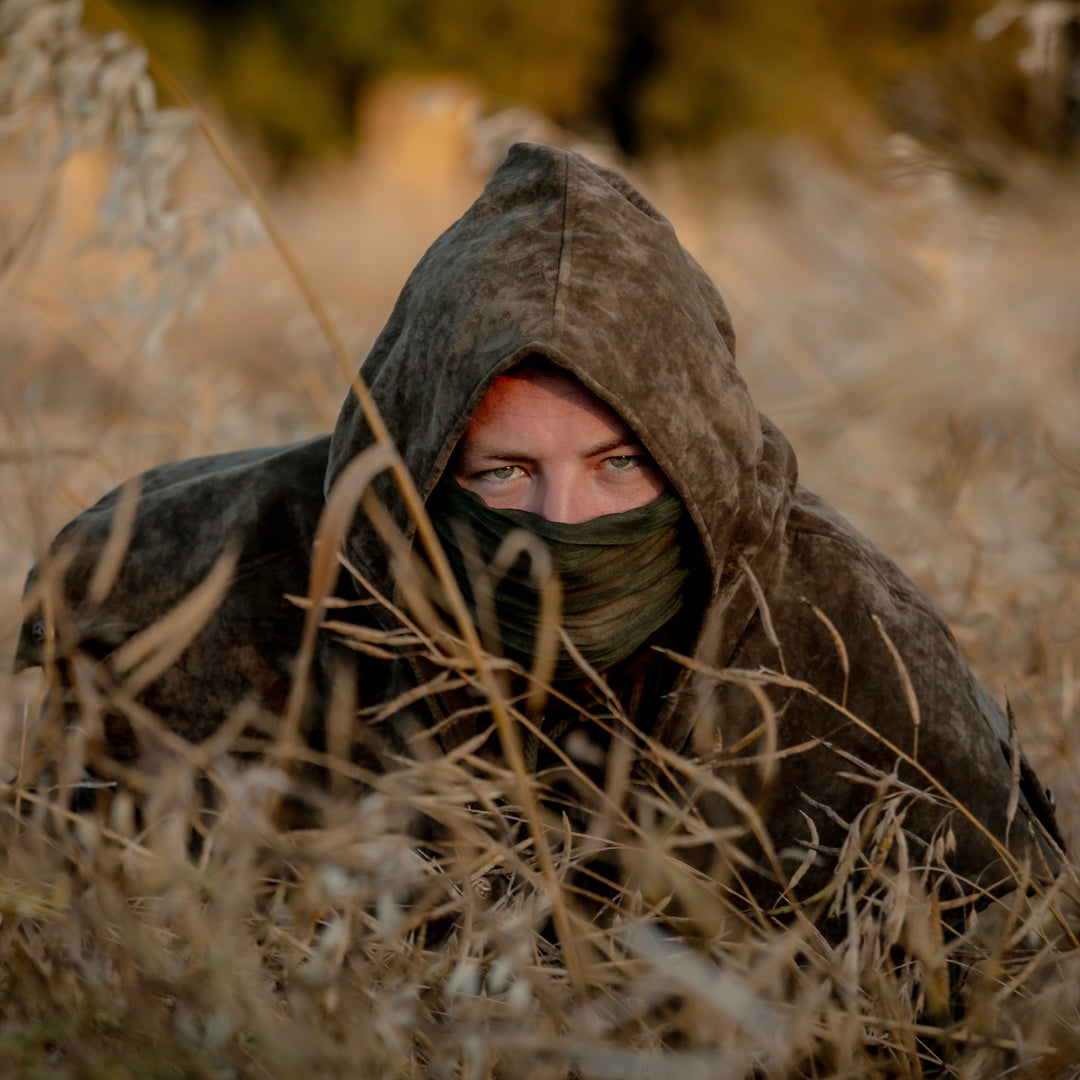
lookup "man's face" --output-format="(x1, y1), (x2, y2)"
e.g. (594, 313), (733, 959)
(450, 367), (666, 523)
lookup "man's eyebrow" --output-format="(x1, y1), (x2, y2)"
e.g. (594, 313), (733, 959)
(585, 437), (648, 458)
(462, 445), (538, 463)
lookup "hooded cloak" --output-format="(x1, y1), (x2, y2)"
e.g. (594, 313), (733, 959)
(16, 143), (1063, 911)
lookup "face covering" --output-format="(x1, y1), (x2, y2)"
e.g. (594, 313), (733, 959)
(428, 480), (691, 679)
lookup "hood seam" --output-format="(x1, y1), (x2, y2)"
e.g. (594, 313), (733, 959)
(551, 149), (571, 330)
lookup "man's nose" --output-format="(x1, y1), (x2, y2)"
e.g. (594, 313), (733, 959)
(531, 476), (591, 524)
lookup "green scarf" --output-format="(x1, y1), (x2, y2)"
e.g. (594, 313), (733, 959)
(428, 481), (690, 678)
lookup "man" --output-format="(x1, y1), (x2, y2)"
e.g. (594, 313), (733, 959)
(16, 142), (1063, 920)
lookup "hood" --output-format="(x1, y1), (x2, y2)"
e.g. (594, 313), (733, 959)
(326, 142), (797, 737)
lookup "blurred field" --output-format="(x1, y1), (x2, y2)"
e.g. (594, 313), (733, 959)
(2, 36), (1080, 1079)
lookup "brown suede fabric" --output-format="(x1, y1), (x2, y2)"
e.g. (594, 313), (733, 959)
(17, 143), (1063, 910)
(16, 438), (329, 741)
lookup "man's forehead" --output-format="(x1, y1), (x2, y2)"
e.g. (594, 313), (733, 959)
(468, 365), (634, 438)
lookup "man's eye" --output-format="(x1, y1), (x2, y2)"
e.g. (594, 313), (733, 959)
(487, 465), (521, 480)
(606, 456), (638, 470)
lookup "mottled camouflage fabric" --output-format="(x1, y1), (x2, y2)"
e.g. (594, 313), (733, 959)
(18, 142), (1064, 914)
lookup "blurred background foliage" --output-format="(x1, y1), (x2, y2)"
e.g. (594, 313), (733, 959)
(103, 0), (1007, 166)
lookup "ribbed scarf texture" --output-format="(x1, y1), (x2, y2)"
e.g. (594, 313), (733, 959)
(429, 481), (690, 678)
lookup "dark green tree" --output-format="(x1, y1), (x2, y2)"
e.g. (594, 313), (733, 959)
(113, 0), (1003, 164)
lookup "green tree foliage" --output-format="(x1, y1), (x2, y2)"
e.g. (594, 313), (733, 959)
(397, 0), (615, 125)
(114, 0), (999, 163)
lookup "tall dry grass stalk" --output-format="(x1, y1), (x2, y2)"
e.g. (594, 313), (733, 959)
(3, 1), (1080, 1077)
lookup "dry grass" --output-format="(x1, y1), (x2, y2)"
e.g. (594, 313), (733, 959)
(3, 3), (1080, 1077)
